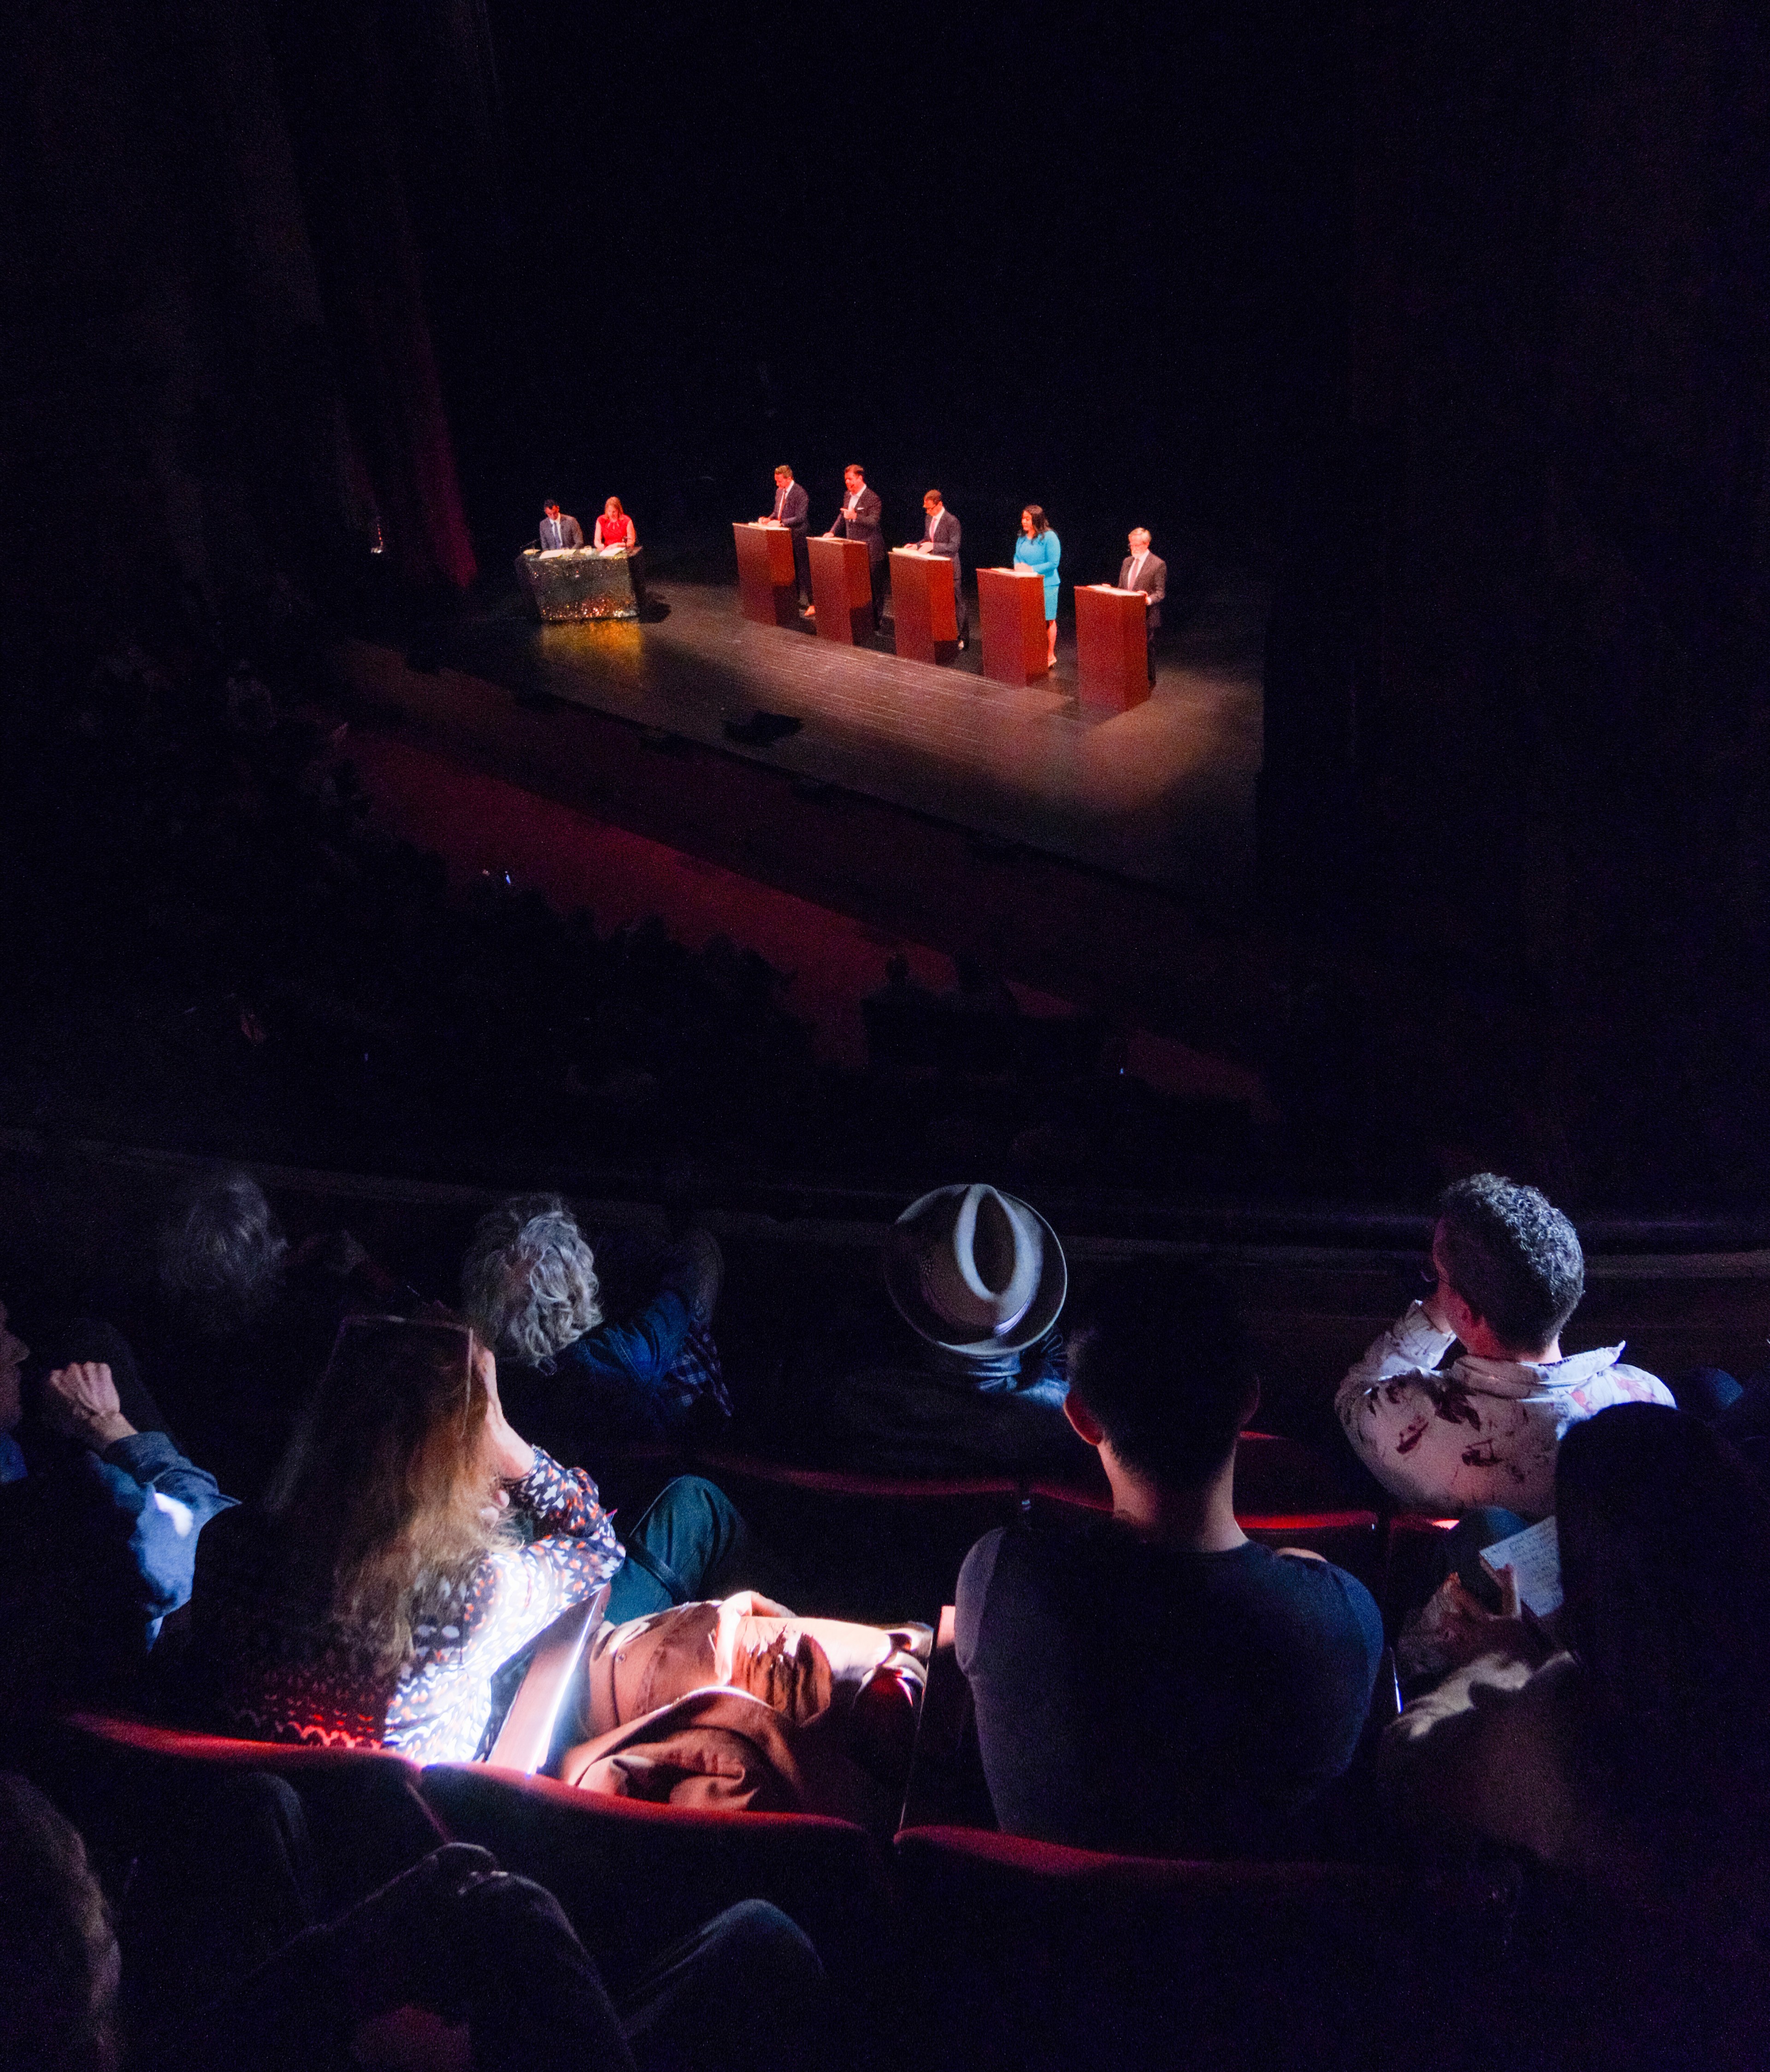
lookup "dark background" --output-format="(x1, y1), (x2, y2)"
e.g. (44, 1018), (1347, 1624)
(3, 0), (1770, 1209)
(420, 0), (1353, 586)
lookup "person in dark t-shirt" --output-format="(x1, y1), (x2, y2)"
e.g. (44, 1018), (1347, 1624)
(956, 1265), (1382, 1855)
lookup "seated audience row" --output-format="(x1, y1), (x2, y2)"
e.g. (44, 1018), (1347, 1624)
(0, 1769), (831, 2072)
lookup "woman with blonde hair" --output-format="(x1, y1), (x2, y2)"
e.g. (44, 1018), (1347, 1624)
(594, 496), (637, 551)
(188, 1315), (622, 1761)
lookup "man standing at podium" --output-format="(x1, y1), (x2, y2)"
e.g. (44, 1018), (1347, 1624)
(759, 465), (811, 608)
(539, 500), (584, 550)
(1118, 528), (1167, 684)
(907, 490), (968, 648)
(823, 464), (885, 629)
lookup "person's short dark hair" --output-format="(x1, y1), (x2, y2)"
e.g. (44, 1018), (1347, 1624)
(1436, 1172), (1584, 1352)
(774, 465), (792, 477)
(925, 489), (943, 502)
(1066, 1264), (1255, 1488)
(159, 1168), (289, 1336)
(0, 1773), (121, 2072)
(845, 462), (865, 474)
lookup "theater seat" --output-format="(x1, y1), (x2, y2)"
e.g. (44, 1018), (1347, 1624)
(41, 1712), (447, 1912)
(1238, 1510), (1383, 1587)
(689, 1450), (1023, 1622)
(1027, 1485), (1384, 1588)
(1233, 1430), (1369, 1512)
(420, 1761), (896, 2002)
(1382, 1511), (1460, 1635)
(892, 1823), (1515, 2072)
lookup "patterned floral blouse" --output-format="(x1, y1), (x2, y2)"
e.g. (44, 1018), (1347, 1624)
(189, 1448), (623, 1762)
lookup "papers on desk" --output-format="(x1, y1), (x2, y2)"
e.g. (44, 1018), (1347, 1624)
(1480, 1515), (1563, 1617)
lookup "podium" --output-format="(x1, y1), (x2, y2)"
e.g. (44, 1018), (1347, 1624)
(976, 566), (1049, 685)
(1074, 584), (1151, 712)
(733, 522), (800, 627)
(515, 547), (646, 622)
(808, 534), (874, 644)
(890, 548), (959, 665)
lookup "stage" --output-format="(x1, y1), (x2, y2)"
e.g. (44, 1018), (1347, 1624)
(416, 571), (1267, 909)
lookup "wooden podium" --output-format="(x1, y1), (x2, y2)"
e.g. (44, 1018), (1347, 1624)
(890, 548), (959, 664)
(1074, 584), (1151, 712)
(808, 534), (874, 644)
(976, 566), (1049, 685)
(732, 522), (799, 627)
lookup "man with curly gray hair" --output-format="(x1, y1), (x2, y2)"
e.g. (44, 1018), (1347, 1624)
(461, 1196), (728, 1451)
(1335, 1172), (1673, 1518)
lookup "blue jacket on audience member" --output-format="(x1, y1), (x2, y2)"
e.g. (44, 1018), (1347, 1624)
(499, 1290), (717, 1452)
(0, 1425), (234, 1706)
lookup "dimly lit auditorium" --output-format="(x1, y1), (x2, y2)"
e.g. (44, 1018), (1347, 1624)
(3, 2), (1769, 2066)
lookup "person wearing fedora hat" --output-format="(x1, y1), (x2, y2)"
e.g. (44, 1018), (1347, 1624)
(797, 1184), (1093, 1484)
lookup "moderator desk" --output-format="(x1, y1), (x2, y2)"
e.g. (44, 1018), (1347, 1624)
(516, 546), (647, 622)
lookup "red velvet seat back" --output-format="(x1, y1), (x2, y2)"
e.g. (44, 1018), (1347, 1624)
(690, 1450), (1023, 1623)
(38, 1712), (446, 1913)
(420, 1760), (896, 2001)
(893, 1824), (1512, 2072)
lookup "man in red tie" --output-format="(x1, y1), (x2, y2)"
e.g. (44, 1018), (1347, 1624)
(759, 465), (811, 607)
(906, 490), (967, 648)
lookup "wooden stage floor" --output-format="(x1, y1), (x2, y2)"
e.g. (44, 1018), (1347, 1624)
(429, 574), (1266, 910)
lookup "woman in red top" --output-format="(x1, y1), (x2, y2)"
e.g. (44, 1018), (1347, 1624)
(594, 497), (636, 551)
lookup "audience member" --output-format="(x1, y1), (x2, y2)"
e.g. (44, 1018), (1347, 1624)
(110, 1169), (397, 1502)
(1337, 1173), (1672, 1518)
(159, 1843), (834, 2072)
(460, 1195), (730, 1452)
(861, 953), (939, 1071)
(1383, 1403), (1770, 2071)
(0, 1768), (832, 2072)
(804, 1182), (1090, 1482)
(957, 1265), (1383, 1854)
(0, 1772), (123, 2072)
(185, 1316), (756, 1759)
(0, 1297), (232, 1714)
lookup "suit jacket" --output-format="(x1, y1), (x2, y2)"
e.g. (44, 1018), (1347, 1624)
(1117, 551), (1167, 630)
(918, 508), (962, 561)
(830, 484), (885, 564)
(540, 514), (584, 550)
(770, 480), (810, 534)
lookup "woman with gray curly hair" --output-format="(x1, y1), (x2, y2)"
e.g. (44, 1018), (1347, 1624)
(461, 1196), (607, 1367)
(461, 1192), (730, 1453)
(459, 1194), (750, 1621)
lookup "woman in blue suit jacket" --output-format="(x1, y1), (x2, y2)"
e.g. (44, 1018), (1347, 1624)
(1013, 505), (1061, 668)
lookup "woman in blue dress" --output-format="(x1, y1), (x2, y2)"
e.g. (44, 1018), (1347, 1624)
(1013, 505), (1061, 669)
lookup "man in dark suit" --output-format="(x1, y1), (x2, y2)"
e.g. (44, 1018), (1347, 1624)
(1117, 528), (1167, 683)
(539, 501), (584, 550)
(759, 465), (811, 607)
(823, 464), (885, 628)
(905, 490), (968, 647)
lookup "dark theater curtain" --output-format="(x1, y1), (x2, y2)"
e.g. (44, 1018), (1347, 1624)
(263, 0), (478, 591)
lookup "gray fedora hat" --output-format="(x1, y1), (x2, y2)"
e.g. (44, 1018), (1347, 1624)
(884, 1183), (1068, 1357)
